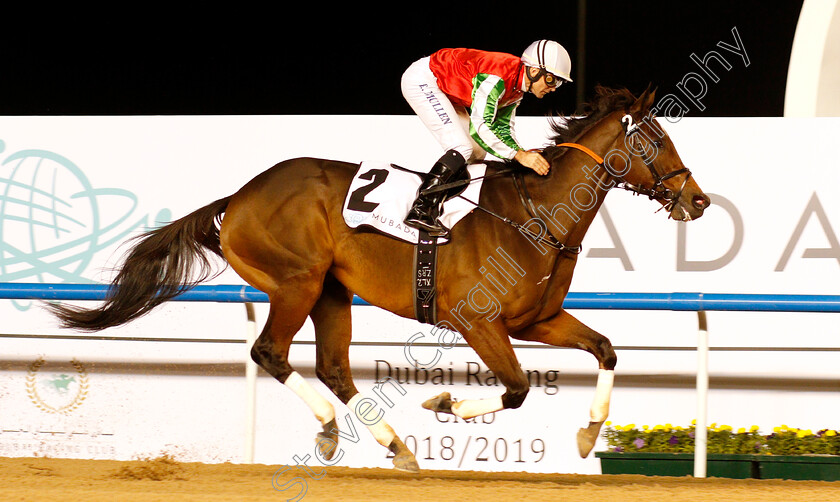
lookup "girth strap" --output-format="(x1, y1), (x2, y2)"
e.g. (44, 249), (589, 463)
(413, 230), (438, 324)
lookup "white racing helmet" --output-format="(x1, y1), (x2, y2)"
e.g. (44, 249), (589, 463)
(521, 40), (573, 82)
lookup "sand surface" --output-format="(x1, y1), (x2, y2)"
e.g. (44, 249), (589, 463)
(1, 455), (838, 501)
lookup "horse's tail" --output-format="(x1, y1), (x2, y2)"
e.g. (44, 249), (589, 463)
(48, 196), (232, 331)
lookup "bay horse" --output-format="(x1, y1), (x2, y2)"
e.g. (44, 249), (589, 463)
(48, 86), (710, 472)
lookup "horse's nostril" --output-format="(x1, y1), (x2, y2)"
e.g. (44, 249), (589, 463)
(693, 194), (711, 210)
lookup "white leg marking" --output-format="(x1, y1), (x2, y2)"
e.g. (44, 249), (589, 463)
(285, 371), (336, 425)
(451, 396), (504, 420)
(590, 369), (615, 422)
(347, 393), (397, 447)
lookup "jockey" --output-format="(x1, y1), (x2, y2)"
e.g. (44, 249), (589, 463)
(402, 40), (573, 236)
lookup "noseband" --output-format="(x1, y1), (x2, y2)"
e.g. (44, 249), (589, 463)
(616, 114), (692, 213)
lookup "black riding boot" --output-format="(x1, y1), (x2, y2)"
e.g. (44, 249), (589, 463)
(404, 150), (467, 236)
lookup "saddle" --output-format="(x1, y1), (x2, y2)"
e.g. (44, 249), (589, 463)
(342, 161), (487, 245)
(341, 161), (488, 325)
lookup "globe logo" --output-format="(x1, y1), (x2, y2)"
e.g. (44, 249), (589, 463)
(0, 139), (170, 309)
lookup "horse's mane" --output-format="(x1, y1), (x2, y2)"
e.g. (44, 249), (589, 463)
(548, 86), (637, 145)
(483, 86), (639, 173)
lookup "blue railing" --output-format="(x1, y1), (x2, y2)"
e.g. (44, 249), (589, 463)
(2, 282), (839, 312)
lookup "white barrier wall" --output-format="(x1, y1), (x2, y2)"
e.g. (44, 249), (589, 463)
(0, 116), (838, 474)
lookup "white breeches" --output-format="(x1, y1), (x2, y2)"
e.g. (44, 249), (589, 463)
(401, 57), (487, 168)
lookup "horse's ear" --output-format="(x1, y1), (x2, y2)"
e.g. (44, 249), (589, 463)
(630, 84), (657, 114)
(645, 84), (657, 108)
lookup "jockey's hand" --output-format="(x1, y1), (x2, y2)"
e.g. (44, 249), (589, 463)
(514, 150), (550, 175)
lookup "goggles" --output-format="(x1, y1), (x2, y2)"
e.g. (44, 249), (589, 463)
(542, 71), (565, 88)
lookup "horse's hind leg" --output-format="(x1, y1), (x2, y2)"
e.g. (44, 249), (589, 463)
(248, 272), (339, 456)
(511, 308), (617, 458)
(309, 274), (419, 472)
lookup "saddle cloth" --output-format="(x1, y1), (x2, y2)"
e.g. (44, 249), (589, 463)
(342, 161), (486, 244)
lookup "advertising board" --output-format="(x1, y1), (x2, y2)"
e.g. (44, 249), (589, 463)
(0, 115), (837, 473)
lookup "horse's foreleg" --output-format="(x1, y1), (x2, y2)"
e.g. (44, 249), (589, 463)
(424, 323), (530, 420)
(310, 274), (419, 472)
(511, 308), (617, 458)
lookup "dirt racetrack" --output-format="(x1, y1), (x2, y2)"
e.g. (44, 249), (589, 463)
(1, 455), (838, 502)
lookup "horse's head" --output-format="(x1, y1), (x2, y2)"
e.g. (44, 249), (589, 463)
(608, 87), (711, 221)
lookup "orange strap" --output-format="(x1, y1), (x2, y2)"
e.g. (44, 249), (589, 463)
(555, 142), (604, 165)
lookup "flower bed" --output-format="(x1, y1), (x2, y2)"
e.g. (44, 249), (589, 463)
(602, 421), (840, 455)
(596, 421), (840, 480)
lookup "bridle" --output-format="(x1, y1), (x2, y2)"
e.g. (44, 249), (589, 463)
(500, 112), (695, 252)
(616, 113), (692, 214)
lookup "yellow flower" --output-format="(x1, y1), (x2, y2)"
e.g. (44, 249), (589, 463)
(653, 425), (664, 431)
(796, 429), (812, 438)
(605, 421), (612, 426)
(642, 425), (650, 431)
(623, 424), (636, 431)
(826, 430), (837, 437)
(750, 425), (760, 433)
(737, 428), (746, 434)
(691, 419), (697, 425)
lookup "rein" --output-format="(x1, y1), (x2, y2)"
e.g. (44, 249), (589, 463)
(456, 190), (582, 254)
(446, 164), (584, 255)
(406, 165), (577, 252)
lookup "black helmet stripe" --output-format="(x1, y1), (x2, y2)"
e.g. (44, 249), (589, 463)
(538, 39), (547, 68)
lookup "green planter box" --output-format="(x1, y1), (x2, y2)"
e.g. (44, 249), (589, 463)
(596, 452), (757, 478)
(595, 452), (840, 481)
(756, 455), (840, 481)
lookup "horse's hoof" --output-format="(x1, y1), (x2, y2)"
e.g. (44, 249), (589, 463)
(422, 392), (453, 414)
(388, 436), (420, 473)
(576, 420), (604, 458)
(316, 418), (339, 461)
(393, 453), (420, 473)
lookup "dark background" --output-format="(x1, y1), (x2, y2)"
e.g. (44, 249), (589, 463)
(0, 1), (803, 117)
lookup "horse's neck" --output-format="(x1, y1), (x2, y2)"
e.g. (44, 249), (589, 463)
(533, 115), (622, 247)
